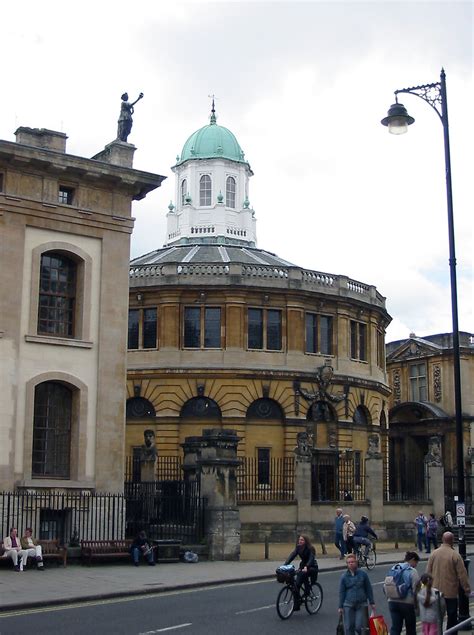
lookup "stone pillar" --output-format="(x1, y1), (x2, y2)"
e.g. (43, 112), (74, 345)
(426, 464), (445, 518)
(181, 436), (204, 482)
(295, 457), (312, 532)
(195, 429), (241, 561)
(365, 456), (384, 523)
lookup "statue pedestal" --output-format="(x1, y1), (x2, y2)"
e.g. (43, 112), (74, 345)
(140, 459), (156, 482)
(92, 140), (136, 168)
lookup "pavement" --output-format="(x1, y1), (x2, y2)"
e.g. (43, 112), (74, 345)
(0, 544), (473, 613)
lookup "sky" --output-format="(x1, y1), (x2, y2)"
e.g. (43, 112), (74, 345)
(3, 0), (472, 342)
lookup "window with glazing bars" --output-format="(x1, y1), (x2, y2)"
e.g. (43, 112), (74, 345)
(184, 306), (221, 348)
(38, 252), (76, 337)
(199, 175), (212, 206)
(226, 176), (236, 208)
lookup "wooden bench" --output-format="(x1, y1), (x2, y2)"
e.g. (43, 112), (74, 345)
(80, 539), (133, 566)
(0, 539), (67, 568)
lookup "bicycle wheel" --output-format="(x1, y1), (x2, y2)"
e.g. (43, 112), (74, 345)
(365, 548), (376, 570)
(276, 586), (295, 620)
(305, 582), (323, 615)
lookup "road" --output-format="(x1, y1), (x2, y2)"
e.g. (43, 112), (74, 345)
(0, 563), (472, 634)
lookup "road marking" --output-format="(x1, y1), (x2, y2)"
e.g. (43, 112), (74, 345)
(139, 624), (192, 634)
(235, 604), (274, 615)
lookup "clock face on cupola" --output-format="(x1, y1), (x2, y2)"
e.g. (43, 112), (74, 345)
(167, 99), (257, 248)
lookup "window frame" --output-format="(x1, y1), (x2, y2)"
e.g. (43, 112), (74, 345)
(409, 362), (428, 401)
(257, 448), (271, 486)
(199, 174), (212, 206)
(37, 252), (77, 338)
(305, 312), (333, 355)
(226, 176), (236, 208)
(181, 178), (187, 206)
(247, 307), (283, 352)
(128, 307), (158, 350)
(58, 185), (75, 205)
(183, 305), (222, 349)
(350, 320), (368, 361)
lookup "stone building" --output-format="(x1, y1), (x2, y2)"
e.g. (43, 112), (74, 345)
(0, 127), (164, 501)
(126, 104), (392, 514)
(386, 331), (474, 509)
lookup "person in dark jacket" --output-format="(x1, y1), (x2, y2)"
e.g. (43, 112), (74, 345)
(339, 553), (375, 634)
(353, 516), (377, 557)
(285, 535), (318, 605)
(130, 530), (155, 566)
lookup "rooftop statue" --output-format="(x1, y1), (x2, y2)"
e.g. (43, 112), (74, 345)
(117, 92), (144, 142)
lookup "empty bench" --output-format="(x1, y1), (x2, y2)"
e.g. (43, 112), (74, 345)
(80, 539), (133, 566)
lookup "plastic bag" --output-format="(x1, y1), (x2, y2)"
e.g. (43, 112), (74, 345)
(369, 614), (389, 635)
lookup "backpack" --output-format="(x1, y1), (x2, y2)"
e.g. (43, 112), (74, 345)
(383, 563), (412, 599)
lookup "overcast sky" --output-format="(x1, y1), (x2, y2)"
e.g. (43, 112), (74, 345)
(3, 0), (472, 342)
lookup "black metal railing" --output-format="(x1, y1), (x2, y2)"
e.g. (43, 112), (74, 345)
(237, 457), (295, 502)
(125, 455), (183, 482)
(311, 456), (365, 502)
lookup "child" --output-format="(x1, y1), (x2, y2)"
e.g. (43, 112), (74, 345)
(416, 573), (446, 635)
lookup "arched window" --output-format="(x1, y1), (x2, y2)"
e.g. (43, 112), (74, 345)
(126, 397), (156, 418)
(226, 176), (236, 208)
(353, 405), (371, 425)
(32, 381), (72, 478)
(199, 175), (212, 206)
(181, 179), (187, 205)
(247, 398), (284, 421)
(38, 252), (77, 337)
(180, 396), (221, 419)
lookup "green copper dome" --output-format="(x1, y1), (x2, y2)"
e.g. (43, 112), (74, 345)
(176, 104), (250, 167)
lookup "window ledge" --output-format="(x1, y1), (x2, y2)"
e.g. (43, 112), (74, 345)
(18, 479), (96, 490)
(25, 334), (93, 348)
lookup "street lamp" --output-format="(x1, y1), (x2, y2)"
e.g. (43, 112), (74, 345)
(381, 68), (468, 620)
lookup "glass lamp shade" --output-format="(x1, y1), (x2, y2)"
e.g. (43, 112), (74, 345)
(381, 102), (414, 134)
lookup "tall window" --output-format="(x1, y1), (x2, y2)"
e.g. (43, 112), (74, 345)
(184, 306), (221, 348)
(350, 320), (367, 361)
(257, 448), (270, 486)
(305, 313), (333, 355)
(38, 252), (76, 337)
(410, 363), (427, 401)
(32, 382), (72, 478)
(248, 308), (282, 351)
(181, 179), (187, 205)
(226, 176), (236, 208)
(128, 308), (158, 350)
(199, 175), (212, 206)
(354, 451), (361, 486)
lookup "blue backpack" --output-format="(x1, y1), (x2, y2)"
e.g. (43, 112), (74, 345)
(383, 563), (411, 599)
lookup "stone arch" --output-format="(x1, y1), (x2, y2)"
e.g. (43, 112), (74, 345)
(246, 398), (284, 421)
(353, 405), (371, 425)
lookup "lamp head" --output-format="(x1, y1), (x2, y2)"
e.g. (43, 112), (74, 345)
(381, 101), (415, 135)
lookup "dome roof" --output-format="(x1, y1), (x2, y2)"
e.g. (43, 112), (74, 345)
(175, 104), (249, 167)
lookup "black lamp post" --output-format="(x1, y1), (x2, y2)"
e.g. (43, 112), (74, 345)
(381, 68), (468, 623)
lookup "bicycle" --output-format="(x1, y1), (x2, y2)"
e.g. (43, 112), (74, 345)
(353, 541), (377, 570)
(275, 566), (323, 620)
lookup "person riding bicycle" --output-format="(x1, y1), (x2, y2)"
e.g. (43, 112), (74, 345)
(285, 535), (319, 606)
(353, 516), (377, 557)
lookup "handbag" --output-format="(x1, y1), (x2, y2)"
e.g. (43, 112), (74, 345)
(369, 614), (389, 635)
(336, 614), (344, 635)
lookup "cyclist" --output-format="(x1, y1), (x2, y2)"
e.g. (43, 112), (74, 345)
(284, 535), (319, 607)
(353, 516), (377, 558)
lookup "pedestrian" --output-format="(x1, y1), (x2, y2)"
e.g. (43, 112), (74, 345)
(425, 513), (438, 554)
(426, 531), (471, 630)
(343, 514), (356, 555)
(386, 551), (420, 635)
(338, 553), (376, 634)
(335, 508), (346, 559)
(344, 490), (353, 501)
(414, 511), (428, 552)
(415, 573), (446, 635)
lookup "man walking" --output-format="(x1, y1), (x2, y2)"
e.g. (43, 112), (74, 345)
(414, 510), (427, 552)
(386, 551), (420, 635)
(335, 508), (346, 559)
(426, 531), (471, 630)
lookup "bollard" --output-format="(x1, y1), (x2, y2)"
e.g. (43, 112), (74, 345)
(395, 527), (399, 550)
(264, 535), (269, 560)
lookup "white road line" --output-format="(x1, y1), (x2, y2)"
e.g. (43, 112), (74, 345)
(139, 624), (192, 634)
(235, 604), (274, 615)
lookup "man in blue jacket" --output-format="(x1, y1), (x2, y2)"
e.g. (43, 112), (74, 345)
(339, 553), (376, 634)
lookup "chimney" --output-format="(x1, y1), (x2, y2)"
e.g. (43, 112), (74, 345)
(15, 127), (67, 153)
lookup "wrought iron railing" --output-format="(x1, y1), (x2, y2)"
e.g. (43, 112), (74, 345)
(237, 457), (295, 502)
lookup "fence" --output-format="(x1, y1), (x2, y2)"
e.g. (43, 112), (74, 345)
(444, 474), (474, 521)
(311, 455), (366, 502)
(0, 483), (206, 546)
(237, 457), (295, 502)
(125, 455), (183, 482)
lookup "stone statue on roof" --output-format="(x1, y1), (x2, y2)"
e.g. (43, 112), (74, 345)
(117, 92), (144, 142)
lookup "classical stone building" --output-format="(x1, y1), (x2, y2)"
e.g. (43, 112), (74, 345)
(386, 331), (474, 509)
(0, 127), (164, 501)
(126, 104), (392, 513)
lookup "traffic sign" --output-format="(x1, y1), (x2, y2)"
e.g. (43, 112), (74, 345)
(456, 503), (465, 517)
(457, 517), (466, 526)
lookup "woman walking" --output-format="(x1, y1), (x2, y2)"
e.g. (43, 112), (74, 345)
(338, 553), (375, 634)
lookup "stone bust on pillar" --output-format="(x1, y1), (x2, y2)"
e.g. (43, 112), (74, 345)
(425, 435), (442, 467)
(367, 433), (382, 459)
